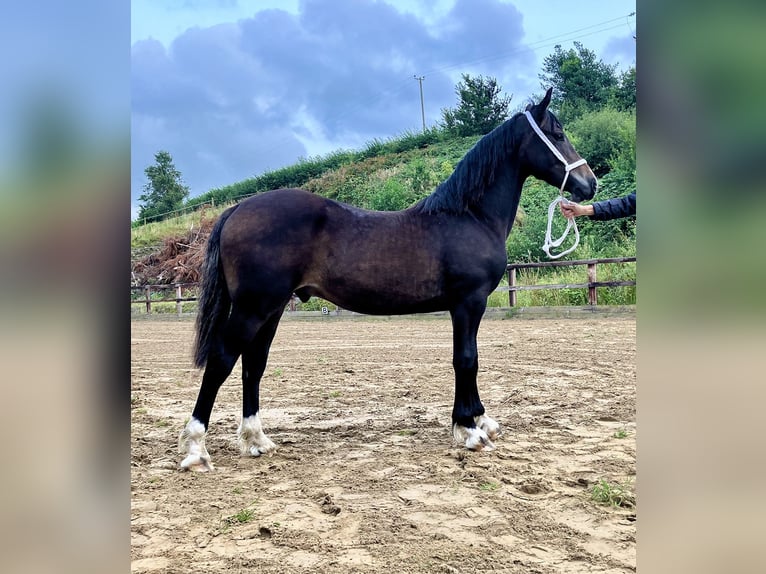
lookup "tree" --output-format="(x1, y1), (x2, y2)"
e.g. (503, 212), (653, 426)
(440, 74), (512, 137)
(138, 151), (190, 223)
(611, 66), (636, 112)
(539, 42), (618, 123)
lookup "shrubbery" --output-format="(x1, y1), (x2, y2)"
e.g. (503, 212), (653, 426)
(567, 107), (636, 176)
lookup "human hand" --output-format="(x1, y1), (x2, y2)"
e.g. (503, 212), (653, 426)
(559, 201), (594, 218)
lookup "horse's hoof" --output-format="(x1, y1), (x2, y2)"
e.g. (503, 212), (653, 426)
(472, 433), (496, 452)
(178, 418), (214, 471)
(475, 414), (501, 440)
(179, 454), (215, 472)
(453, 424), (495, 451)
(238, 414), (277, 458)
(244, 440), (277, 458)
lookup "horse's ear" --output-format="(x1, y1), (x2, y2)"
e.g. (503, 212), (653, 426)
(531, 87), (553, 122)
(540, 87), (552, 109)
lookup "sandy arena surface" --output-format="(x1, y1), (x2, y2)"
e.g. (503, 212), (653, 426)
(131, 314), (635, 573)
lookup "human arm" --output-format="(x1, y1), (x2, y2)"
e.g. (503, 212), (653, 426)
(590, 192), (636, 220)
(559, 192), (636, 221)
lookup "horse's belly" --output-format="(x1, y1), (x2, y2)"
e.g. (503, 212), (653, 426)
(303, 274), (447, 315)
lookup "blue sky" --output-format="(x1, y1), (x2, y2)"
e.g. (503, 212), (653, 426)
(131, 0), (635, 218)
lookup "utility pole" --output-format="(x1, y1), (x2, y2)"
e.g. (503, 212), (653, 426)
(413, 75), (426, 132)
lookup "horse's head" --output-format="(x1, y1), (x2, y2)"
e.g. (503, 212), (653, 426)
(521, 88), (597, 203)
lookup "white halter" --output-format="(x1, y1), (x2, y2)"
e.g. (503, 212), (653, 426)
(524, 110), (588, 259)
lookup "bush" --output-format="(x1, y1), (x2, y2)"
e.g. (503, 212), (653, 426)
(567, 108), (635, 177)
(368, 179), (412, 211)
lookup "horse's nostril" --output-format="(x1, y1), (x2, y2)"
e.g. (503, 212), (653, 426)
(590, 179), (598, 195)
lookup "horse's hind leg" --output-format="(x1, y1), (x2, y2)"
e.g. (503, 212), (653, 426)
(450, 297), (501, 451)
(179, 307), (261, 472)
(238, 312), (282, 457)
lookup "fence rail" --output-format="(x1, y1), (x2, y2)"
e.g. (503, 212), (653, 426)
(130, 283), (199, 315)
(501, 257), (636, 307)
(131, 257), (636, 315)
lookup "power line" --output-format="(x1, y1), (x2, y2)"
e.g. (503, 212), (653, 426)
(339, 12), (637, 124)
(176, 11), (638, 198)
(419, 14), (636, 77)
(348, 15), (636, 132)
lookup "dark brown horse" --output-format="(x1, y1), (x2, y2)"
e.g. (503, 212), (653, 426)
(179, 88), (596, 471)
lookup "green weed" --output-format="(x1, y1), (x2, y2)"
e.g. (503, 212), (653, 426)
(590, 478), (635, 508)
(223, 507), (256, 526)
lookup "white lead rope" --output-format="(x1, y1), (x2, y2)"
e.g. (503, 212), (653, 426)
(543, 196), (579, 259)
(524, 111), (588, 260)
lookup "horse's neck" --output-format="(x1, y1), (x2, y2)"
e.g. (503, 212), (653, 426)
(474, 164), (526, 238)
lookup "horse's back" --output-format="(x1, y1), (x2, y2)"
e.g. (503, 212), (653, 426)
(217, 188), (503, 313)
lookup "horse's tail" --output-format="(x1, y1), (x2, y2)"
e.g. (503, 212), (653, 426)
(193, 204), (239, 368)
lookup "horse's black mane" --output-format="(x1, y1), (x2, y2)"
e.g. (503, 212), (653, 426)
(415, 112), (521, 214)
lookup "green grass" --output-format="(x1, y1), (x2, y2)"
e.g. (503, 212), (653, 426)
(504, 262), (636, 307)
(223, 507), (256, 527)
(614, 428), (629, 439)
(131, 301), (198, 314)
(479, 481), (501, 492)
(131, 204), (230, 249)
(590, 478), (635, 508)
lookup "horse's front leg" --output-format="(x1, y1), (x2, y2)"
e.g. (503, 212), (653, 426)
(449, 298), (501, 451)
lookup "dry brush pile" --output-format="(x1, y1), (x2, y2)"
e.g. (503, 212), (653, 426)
(131, 215), (217, 286)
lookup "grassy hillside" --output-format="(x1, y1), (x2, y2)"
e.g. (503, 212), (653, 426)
(131, 127), (635, 306)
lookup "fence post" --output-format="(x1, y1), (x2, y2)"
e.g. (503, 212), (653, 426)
(144, 285), (152, 314)
(176, 284), (183, 317)
(508, 267), (517, 307)
(587, 263), (597, 306)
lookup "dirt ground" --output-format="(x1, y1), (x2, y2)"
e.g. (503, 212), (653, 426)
(131, 314), (636, 573)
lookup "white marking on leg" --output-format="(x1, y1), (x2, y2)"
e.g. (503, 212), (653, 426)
(238, 413), (277, 457)
(178, 417), (214, 472)
(452, 423), (495, 451)
(475, 414), (501, 440)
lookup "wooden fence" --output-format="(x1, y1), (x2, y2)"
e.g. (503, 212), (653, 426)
(130, 283), (199, 315)
(502, 257), (636, 307)
(131, 257), (636, 315)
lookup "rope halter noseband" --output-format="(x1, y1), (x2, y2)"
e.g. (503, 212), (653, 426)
(524, 110), (589, 259)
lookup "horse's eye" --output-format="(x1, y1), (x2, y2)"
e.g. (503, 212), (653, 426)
(553, 132), (565, 141)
